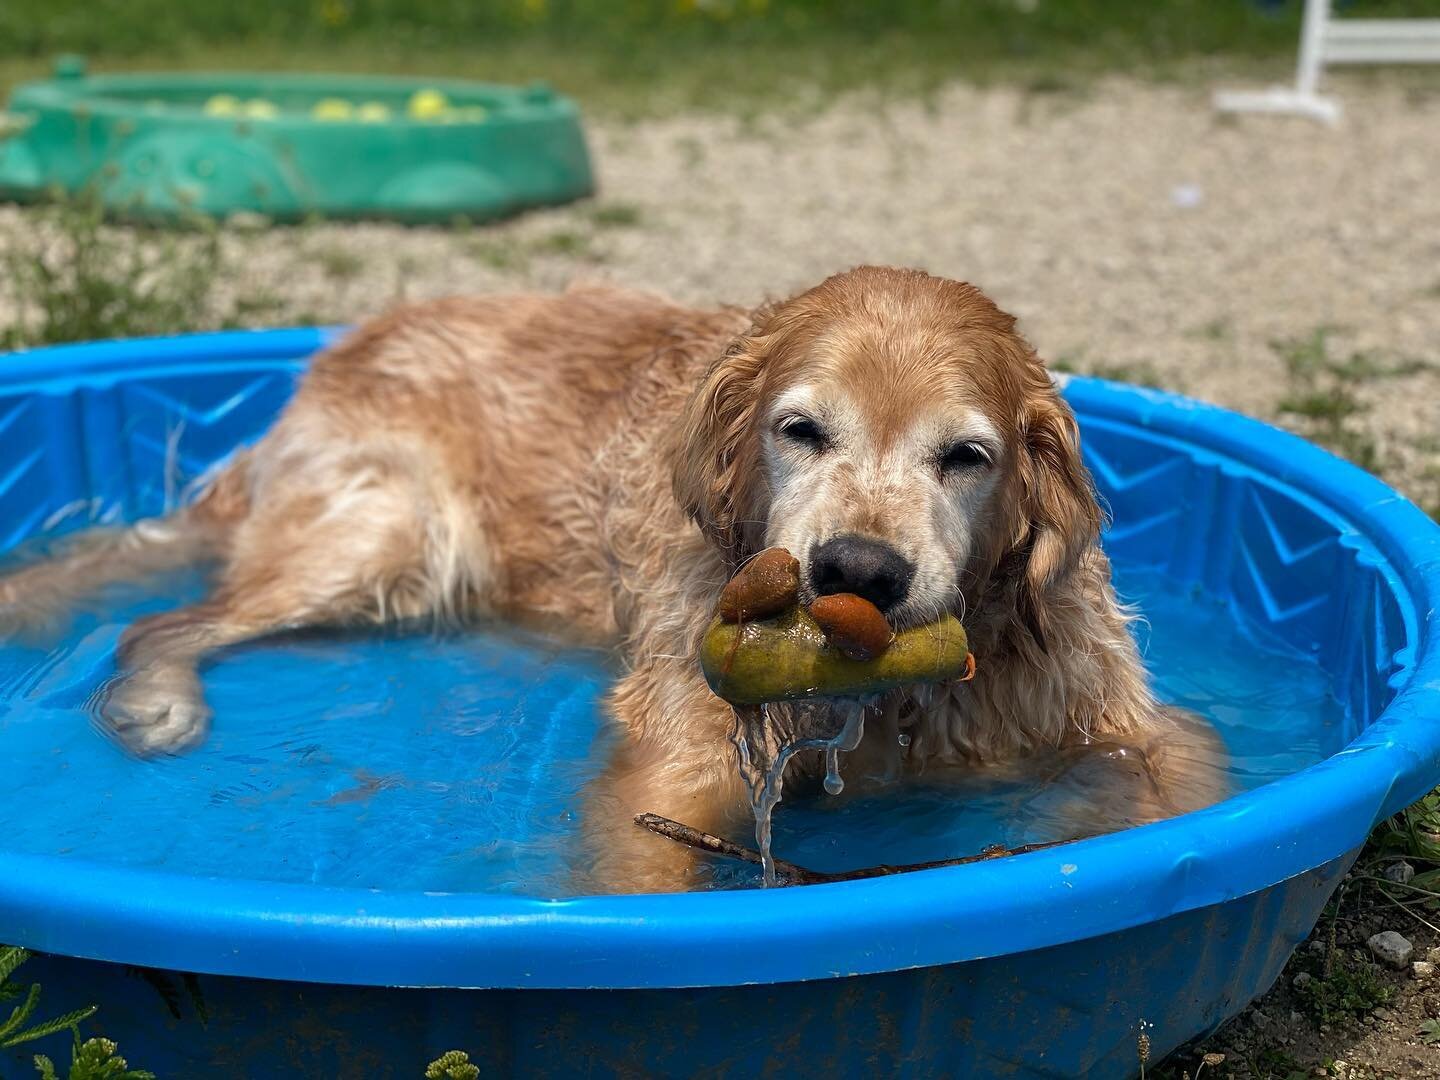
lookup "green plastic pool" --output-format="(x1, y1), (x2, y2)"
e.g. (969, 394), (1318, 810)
(0, 57), (594, 223)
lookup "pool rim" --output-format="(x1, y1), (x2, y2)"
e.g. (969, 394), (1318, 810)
(7, 69), (581, 131)
(0, 328), (1436, 991)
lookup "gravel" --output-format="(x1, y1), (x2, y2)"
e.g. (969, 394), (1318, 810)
(4, 75), (1437, 501)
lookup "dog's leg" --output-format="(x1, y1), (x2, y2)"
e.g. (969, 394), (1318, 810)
(103, 575), (388, 756)
(103, 458), (486, 755)
(1130, 706), (1232, 817)
(583, 660), (750, 894)
(1034, 708), (1231, 836)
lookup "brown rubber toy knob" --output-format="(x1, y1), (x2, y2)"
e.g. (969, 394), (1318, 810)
(809, 593), (894, 661)
(718, 548), (801, 623)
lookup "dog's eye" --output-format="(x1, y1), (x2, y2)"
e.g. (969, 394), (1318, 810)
(939, 441), (992, 473)
(779, 418), (827, 450)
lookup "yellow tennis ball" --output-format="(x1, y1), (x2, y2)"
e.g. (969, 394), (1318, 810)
(203, 94), (241, 117)
(356, 101), (392, 123)
(244, 99), (279, 120)
(311, 98), (354, 121)
(407, 89), (450, 120)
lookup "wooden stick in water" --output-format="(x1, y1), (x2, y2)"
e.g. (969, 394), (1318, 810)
(633, 812), (827, 885)
(633, 812), (1086, 886)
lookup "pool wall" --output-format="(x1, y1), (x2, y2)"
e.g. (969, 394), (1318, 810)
(8, 859), (1348, 1078)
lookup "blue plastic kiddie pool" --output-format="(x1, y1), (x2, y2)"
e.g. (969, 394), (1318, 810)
(0, 329), (1437, 1078)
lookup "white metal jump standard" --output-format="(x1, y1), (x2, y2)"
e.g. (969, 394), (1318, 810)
(1214, 0), (1440, 123)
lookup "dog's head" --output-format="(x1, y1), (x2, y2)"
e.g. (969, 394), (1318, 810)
(673, 266), (1101, 644)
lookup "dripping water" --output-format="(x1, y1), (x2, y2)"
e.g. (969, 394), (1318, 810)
(730, 699), (867, 886)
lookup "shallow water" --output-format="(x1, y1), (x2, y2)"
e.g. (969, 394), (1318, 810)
(758, 570), (1344, 880)
(0, 565), (1344, 895)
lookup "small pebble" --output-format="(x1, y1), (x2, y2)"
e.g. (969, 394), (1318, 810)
(1413, 960), (1435, 980)
(1367, 930), (1414, 969)
(1381, 860), (1415, 884)
(1307, 939), (1327, 955)
(1372, 1005), (1396, 1023)
(1292, 971), (1313, 989)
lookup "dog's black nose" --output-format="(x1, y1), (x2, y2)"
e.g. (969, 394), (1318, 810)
(809, 535), (914, 613)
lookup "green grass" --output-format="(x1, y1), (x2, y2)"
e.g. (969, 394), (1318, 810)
(1242, 1047), (1309, 1080)
(0, 188), (280, 350)
(1418, 446), (1440, 521)
(33, 1038), (154, 1080)
(532, 227), (603, 260)
(461, 218), (615, 273)
(425, 1051), (481, 1080)
(464, 234), (529, 272)
(3, 940), (480, 1076)
(585, 201), (644, 229)
(1187, 317), (1233, 343)
(306, 243), (365, 283)
(6, 1), (1439, 118)
(1269, 328), (1433, 477)
(1368, 788), (1440, 865)
(0, 945), (153, 1079)
(1277, 384), (1368, 428)
(1293, 954), (1394, 1026)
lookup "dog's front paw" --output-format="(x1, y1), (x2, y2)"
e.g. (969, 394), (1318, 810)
(100, 665), (212, 756)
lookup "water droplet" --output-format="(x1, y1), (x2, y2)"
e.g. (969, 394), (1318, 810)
(823, 745), (844, 795)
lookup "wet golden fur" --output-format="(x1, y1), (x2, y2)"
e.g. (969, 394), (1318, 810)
(0, 267), (1227, 891)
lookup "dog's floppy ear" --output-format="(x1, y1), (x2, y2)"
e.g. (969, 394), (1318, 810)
(671, 321), (775, 568)
(1011, 371), (1103, 650)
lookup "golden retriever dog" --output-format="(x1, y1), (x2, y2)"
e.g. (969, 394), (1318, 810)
(0, 266), (1227, 892)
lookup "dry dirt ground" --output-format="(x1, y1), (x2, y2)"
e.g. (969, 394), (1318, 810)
(201, 74), (1440, 516)
(1161, 927), (1440, 1080)
(4, 73), (1440, 1078)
